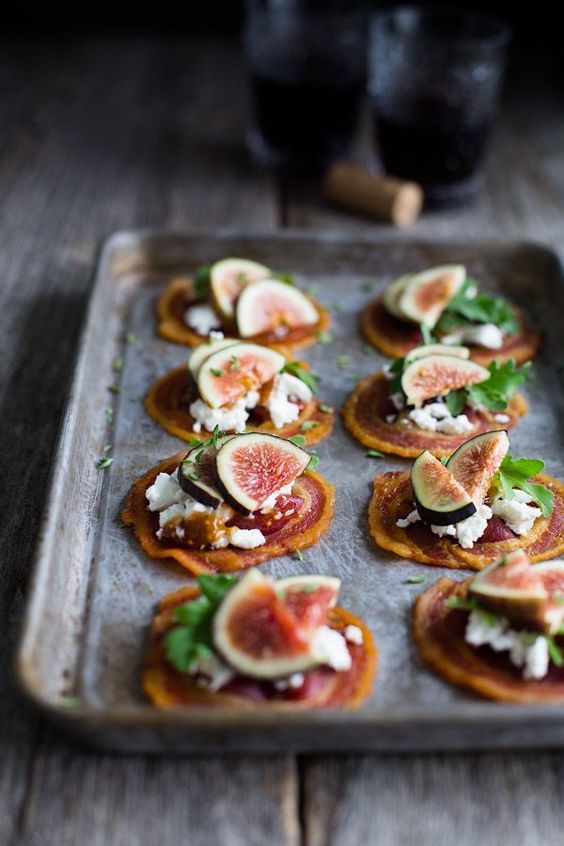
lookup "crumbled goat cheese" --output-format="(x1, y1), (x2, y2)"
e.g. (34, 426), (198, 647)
(390, 392), (405, 412)
(208, 329), (224, 340)
(190, 390), (259, 434)
(274, 673), (305, 691)
(192, 653), (234, 691)
(146, 470), (188, 511)
(310, 626), (352, 671)
(442, 322), (504, 350)
(396, 505), (492, 549)
(344, 625), (364, 645)
(490, 489), (541, 535)
(260, 483), (293, 514)
(386, 414), (396, 424)
(228, 527), (266, 549)
(266, 373), (313, 429)
(408, 403), (474, 435)
(382, 363), (394, 380)
(465, 610), (549, 680)
(158, 500), (212, 530)
(494, 413), (511, 424)
(184, 303), (221, 335)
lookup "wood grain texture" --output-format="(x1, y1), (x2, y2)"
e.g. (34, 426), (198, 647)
(1, 37), (564, 846)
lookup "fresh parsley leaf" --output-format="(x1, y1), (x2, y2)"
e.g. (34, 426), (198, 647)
(300, 420), (319, 431)
(282, 362), (320, 393)
(366, 449), (384, 459)
(494, 454), (554, 517)
(194, 265), (211, 301)
(466, 359), (532, 412)
(210, 368), (224, 378)
(317, 330), (334, 344)
(336, 354), (351, 370)
(289, 435), (306, 447)
(96, 456), (113, 469)
(445, 389), (467, 416)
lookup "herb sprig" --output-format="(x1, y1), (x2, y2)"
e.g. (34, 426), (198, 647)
(436, 277), (519, 336)
(494, 455), (554, 517)
(445, 359), (532, 415)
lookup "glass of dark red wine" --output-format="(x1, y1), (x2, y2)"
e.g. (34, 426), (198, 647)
(369, 6), (511, 205)
(244, 0), (367, 170)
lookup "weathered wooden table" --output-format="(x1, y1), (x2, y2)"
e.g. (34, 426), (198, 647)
(1, 38), (563, 845)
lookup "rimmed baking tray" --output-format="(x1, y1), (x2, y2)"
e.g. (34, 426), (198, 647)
(17, 230), (564, 753)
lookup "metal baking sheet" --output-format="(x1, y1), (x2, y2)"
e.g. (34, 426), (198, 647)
(17, 230), (564, 753)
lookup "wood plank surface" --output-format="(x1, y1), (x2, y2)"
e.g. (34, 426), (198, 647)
(0, 36), (563, 846)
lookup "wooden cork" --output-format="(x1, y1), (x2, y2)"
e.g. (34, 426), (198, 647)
(324, 162), (423, 227)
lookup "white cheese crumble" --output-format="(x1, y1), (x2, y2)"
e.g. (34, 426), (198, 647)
(344, 625), (364, 645)
(208, 329), (225, 340)
(494, 413), (511, 424)
(465, 610), (549, 680)
(408, 402), (474, 435)
(192, 653), (234, 691)
(442, 322), (504, 350)
(184, 303), (221, 335)
(310, 626), (352, 672)
(266, 373), (313, 429)
(189, 390), (259, 434)
(490, 489), (541, 536)
(274, 673), (305, 691)
(396, 504), (492, 549)
(390, 392), (405, 412)
(227, 527), (266, 549)
(146, 469), (187, 511)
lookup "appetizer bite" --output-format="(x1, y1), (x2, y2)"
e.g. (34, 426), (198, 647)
(143, 570), (377, 708)
(369, 430), (564, 570)
(413, 550), (564, 702)
(361, 264), (540, 365)
(122, 432), (334, 574)
(157, 257), (330, 352)
(343, 343), (529, 457)
(145, 338), (334, 446)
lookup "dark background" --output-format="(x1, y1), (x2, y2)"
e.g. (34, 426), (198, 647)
(0, 1), (560, 49)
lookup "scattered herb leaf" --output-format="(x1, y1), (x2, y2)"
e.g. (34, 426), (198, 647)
(194, 265), (211, 301)
(436, 277), (519, 335)
(336, 354), (351, 370)
(103, 443), (112, 453)
(96, 456), (113, 469)
(366, 449), (384, 459)
(307, 454), (320, 471)
(105, 407), (114, 423)
(289, 435), (306, 447)
(210, 368), (225, 378)
(445, 389), (467, 416)
(295, 549), (304, 561)
(107, 384), (121, 394)
(282, 361), (320, 393)
(125, 331), (137, 344)
(229, 356), (239, 372)
(420, 325), (435, 345)
(362, 344), (375, 356)
(317, 330), (334, 344)
(546, 636), (564, 667)
(445, 595), (498, 625)
(272, 272), (295, 286)
(319, 404), (333, 414)
(407, 575), (425, 584)
(113, 356), (124, 373)
(300, 421), (319, 431)
(361, 280), (375, 292)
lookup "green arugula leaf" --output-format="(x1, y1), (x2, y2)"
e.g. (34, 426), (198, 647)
(307, 454), (320, 471)
(281, 362), (320, 393)
(437, 277), (519, 335)
(288, 435), (306, 447)
(271, 272), (295, 286)
(445, 389), (467, 416)
(466, 359), (532, 412)
(387, 356), (405, 395)
(163, 575), (237, 673)
(194, 265), (211, 301)
(494, 455), (553, 517)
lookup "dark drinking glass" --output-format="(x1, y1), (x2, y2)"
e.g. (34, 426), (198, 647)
(244, 1), (366, 170)
(369, 6), (510, 205)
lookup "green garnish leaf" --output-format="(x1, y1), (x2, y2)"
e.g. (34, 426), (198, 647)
(229, 356), (239, 372)
(289, 435), (306, 447)
(194, 265), (211, 301)
(336, 354), (351, 370)
(319, 404), (333, 414)
(163, 575), (237, 673)
(439, 456), (449, 466)
(317, 330), (334, 344)
(494, 454), (554, 517)
(407, 575), (425, 584)
(103, 443), (112, 453)
(445, 389), (467, 416)
(300, 420), (319, 431)
(271, 272), (295, 286)
(107, 384), (121, 394)
(466, 359), (532, 412)
(210, 368), (224, 378)
(362, 344), (375, 356)
(437, 277), (520, 335)
(361, 280), (375, 292)
(125, 331), (137, 344)
(96, 456), (113, 469)
(307, 454), (320, 471)
(295, 549), (304, 561)
(445, 595), (498, 625)
(546, 636), (564, 667)
(105, 407), (114, 422)
(366, 449), (384, 459)
(281, 362), (320, 393)
(186, 436), (203, 447)
(113, 356), (124, 373)
(420, 325), (435, 345)
(211, 424), (221, 449)
(386, 356), (405, 395)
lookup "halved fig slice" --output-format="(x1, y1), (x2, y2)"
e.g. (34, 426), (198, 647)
(469, 552), (564, 634)
(188, 338), (239, 379)
(212, 570), (334, 679)
(405, 343), (470, 364)
(236, 279), (318, 339)
(382, 274), (410, 319)
(412, 450), (476, 526)
(215, 432), (311, 514)
(275, 575), (341, 609)
(178, 439), (231, 507)
(446, 430), (509, 505)
(210, 258), (271, 321)
(398, 264), (466, 327)
(401, 354), (490, 406)
(197, 343), (285, 409)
